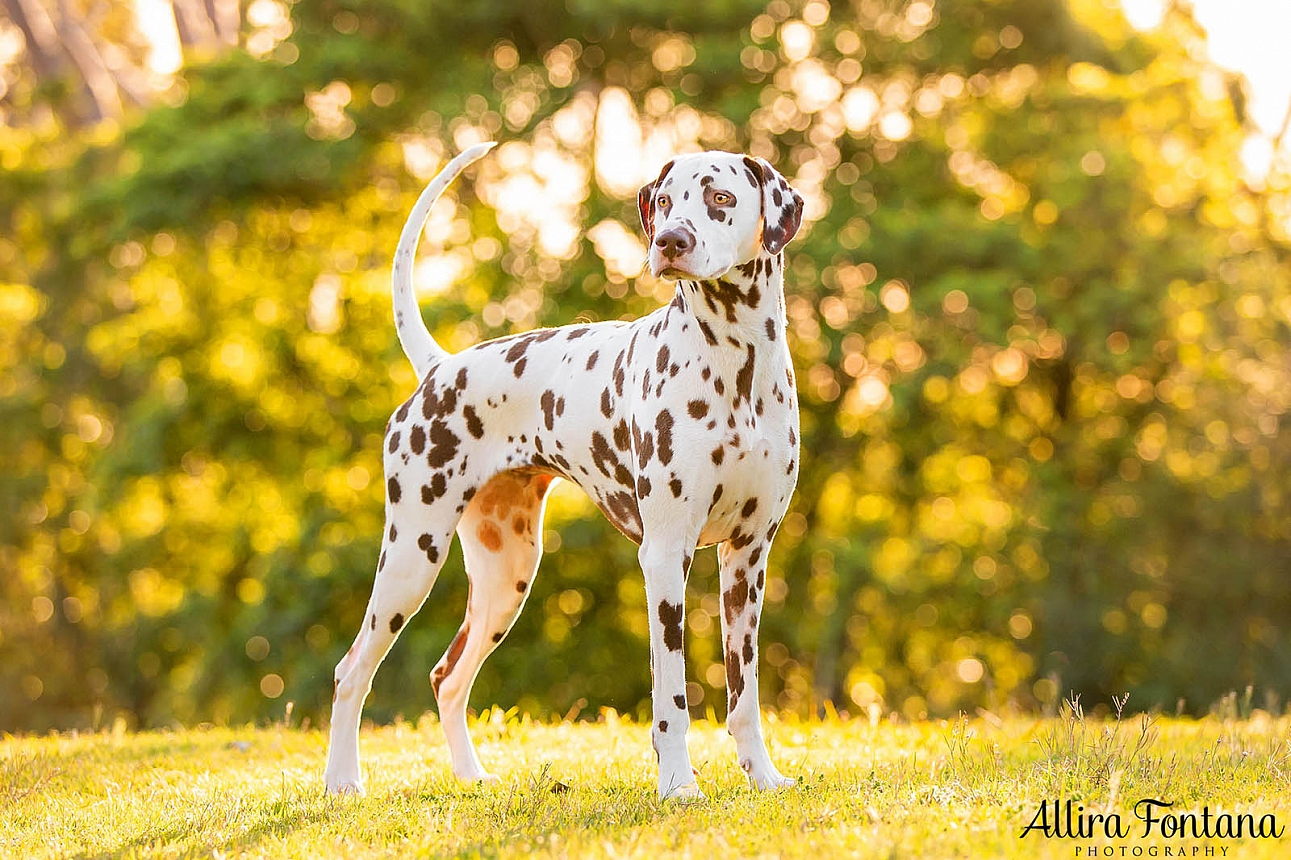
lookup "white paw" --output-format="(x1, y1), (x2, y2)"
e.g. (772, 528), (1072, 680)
(660, 780), (705, 802)
(752, 772), (796, 790)
(742, 758), (795, 791)
(326, 779), (365, 796)
(455, 769), (500, 784)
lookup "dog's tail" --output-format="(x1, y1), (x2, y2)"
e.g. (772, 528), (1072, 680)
(391, 141), (496, 378)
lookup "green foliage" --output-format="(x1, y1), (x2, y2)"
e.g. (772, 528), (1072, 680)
(2, 0), (1290, 732)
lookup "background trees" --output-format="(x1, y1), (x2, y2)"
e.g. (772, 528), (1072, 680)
(2, 0), (1288, 731)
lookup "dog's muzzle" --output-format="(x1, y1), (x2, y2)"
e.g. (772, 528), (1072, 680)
(653, 226), (697, 278)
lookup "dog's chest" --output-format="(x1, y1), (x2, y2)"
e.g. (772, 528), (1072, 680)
(628, 315), (799, 539)
(695, 354), (799, 541)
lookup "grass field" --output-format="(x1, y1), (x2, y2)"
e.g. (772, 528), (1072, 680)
(3, 701), (1289, 859)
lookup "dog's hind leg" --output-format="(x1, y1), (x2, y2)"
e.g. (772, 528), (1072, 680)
(432, 471), (555, 781)
(325, 499), (459, 795)
(718, 537), (794, 790)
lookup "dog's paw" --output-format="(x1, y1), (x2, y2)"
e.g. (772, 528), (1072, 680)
(326, 779), (365, 796)
(741, 757), (795, 791)
(660, 780), (705, 802)
(753, 773), (796, 790)
(454, 768), (501, 784)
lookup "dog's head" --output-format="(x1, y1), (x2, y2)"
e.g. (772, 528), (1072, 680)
(638, 152), (804, 281)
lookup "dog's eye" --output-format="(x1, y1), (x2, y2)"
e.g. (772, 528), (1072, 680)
(712, 192), (733, 205)
(656, 194), (671, 209)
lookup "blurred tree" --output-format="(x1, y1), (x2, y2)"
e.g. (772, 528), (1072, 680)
(0, 0), (241, 127)
(1, 0), (1288, 731)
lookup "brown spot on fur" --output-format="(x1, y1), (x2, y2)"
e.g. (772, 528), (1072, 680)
(422, 472), (448, 505)
(387, 477), (402, 503)
(592, 431), (629, 483)
(724, 580), (749, 624)
(655, 410), (675, 466)
(431, 623), (470, 695)
(613, 419), (631, 451)
(658, 600), (684, 652)
(598, 490), (643, 543)
(726, 647), (745, 711)
(477, 521), (504, 552)
(633, 424), (654, 471)
(420, 377), (458, 421)
(687, 400), (709, 419)
(612, 352), (626, 396)
(700, 279), (752, 323)
(541, 390), (557, 431)
(696, 318), (717, 346)
(417, 533), (439, 564)
(734, 343), (756, 406)
(390, 613), (404, 633)
(425, 421), (460, 469)
(462, 405), (484, 439)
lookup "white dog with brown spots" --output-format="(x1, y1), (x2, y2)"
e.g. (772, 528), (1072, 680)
(325, 140), (804, 801)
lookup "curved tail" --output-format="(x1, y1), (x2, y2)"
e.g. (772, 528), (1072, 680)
(391, 141), (496, 378)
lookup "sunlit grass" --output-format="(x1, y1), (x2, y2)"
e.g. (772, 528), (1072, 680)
(2, 705), (1289, 858)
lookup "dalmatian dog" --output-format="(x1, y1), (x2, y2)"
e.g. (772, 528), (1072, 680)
(324, 140), (804, 801)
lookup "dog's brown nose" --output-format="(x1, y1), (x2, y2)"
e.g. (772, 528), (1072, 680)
(655, 227), (693, 260)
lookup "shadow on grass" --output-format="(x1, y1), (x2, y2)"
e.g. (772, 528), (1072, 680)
(70, 774), (670, 859)
(70, 770), (786, 860)
(71, 792), (339, 860)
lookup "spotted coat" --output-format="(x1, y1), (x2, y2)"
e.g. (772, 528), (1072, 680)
(325, 145), (805, 802)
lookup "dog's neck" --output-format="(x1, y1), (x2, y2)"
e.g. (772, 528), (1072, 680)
(671, 249), (786, 346)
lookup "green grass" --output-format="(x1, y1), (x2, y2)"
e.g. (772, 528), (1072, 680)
(3, 701), (1290, 858)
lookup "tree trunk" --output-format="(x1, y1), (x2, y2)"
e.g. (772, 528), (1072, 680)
(7, 0), (67, 81)
(204, 0), (240, 46)
(53, 0), (123, 120)
(171, 0), (219, 52)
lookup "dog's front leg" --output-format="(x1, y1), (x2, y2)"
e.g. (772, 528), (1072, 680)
(638, 537), (701, 801)
(719, 539), (795, 790)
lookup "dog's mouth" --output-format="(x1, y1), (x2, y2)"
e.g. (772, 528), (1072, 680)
(659, 266), (691, 280)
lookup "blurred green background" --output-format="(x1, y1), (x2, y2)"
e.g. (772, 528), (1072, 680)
(2, 0), (1289, 733)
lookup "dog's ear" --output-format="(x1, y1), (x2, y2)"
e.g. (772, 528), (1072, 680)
(637, 159), (675, 242)
(743, 156), (803, 254)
